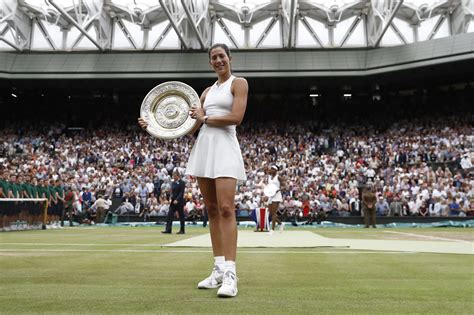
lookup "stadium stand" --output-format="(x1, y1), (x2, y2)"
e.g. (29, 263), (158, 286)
(1, 87), (472, 227)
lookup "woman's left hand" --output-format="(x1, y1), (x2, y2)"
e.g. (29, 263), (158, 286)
(189, 105), (205, 123)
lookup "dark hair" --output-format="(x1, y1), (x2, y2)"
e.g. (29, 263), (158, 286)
(208, 43), (231, 59)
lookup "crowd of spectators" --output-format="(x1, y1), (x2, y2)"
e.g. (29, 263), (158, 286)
(1, 112), (473, 223)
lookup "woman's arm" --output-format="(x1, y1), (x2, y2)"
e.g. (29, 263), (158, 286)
(279, 175), (286, 191)
(191, 77), (248, 127)
(187, 87), (211, 135)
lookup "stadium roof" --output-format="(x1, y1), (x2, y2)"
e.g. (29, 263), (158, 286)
(0, 0), (473, 52)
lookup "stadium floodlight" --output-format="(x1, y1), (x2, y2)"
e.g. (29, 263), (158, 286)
(372, 84), (381, 101)
(11, 87), (18, 97)
(309, 85), (319, 98)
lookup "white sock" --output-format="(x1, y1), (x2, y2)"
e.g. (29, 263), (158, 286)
(224, 260), (236, 274)
(214, 256), (225, 271)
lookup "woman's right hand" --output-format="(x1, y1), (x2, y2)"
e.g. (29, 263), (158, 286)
(137, 117), (148, 129)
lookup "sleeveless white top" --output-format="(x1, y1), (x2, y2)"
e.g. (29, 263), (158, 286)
(185, 75), (247, 180)
(268, 175), (281, 191)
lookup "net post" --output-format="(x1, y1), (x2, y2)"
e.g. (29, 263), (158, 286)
(42, 199), (49, 230)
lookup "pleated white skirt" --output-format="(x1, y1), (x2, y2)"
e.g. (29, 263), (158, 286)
(186, 125), (246, 180)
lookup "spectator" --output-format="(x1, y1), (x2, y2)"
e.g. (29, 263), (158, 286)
(389, 195), (403, 216)
(429, 197), (443, 217)
(375, 196), (390, 216)
(460, 153), (472, 170)
(115, 198), (134, 215)
(448, 198), (461, 216)
(91, 195), (109, 224)
(0, 108), (472, 225)
(146, 193), (160, 216)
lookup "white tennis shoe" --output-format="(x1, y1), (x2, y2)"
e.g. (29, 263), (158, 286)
(279, 222), (285, 232)
(217, 270), (238, 298)
(197, 265), (223, 289)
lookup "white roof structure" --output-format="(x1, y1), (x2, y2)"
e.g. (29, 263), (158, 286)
(0, 0), (473, 51)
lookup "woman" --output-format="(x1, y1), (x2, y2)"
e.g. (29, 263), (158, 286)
(138, 43), (248, 298)
(266, 165), (285, 231)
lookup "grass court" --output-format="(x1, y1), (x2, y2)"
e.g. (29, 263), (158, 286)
(0, 226), (473, 314)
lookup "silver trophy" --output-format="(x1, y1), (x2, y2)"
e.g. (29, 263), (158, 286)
(140, 81), (200, 139)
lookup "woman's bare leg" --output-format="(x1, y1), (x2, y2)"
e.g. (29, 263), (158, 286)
(215, 177), (238, 261)
(269, 202), (281, 230)
(197, 177), (223, 257)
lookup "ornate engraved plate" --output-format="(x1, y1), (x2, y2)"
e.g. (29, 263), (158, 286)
(140, 81), (200, 139)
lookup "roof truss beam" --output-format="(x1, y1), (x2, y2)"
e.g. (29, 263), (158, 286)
(340, 13), (363, 47)
(0, 25), (9, 36)
(215, 16), (239, 48)
(84, 0), (112, 49)
(450, 0), (473, 34)
(181, 0), (206, 49)
(116, 18), (138, 49)
(34, 17), (57, 50)
(1, 0), (31, 50)
(0, 35), (21, 51)
(151, 22), (173, 49)
(299, 14), (324, 47)
(47, 0), (104, 51)
(1, 0), (472, 52)
(158, 0), (188, 50)
(390, 21), (407, 44)
(374, 0), (404, 47)
(287, 0), (297, 48)
(71, 20), (94, 49)
(428, 13), (447, 40)
(255, 14), (279, 48)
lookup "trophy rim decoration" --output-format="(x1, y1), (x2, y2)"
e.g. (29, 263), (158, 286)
(263, 183), (278, 197)
(140, 81), (200, 140)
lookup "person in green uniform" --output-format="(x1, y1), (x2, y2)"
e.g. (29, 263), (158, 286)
(9, 175), (20, 199)
(0, 174), (9, 198)
(0, 175), (12, 229)
(37, 179), (51, 224)
(25, 178), (39, 226)
(54, 180), (66, 226)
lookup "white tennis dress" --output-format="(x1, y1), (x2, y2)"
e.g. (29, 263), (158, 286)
(267, 175), (283, 204)
(185, 75), (246, 181)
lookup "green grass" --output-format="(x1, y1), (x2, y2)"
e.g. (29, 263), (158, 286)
(0, 227), (473, 314)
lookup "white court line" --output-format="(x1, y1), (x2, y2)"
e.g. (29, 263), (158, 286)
(0, 243), (166, 247)
(4, 234), (161, 237)
(384, 231), (472, 243)
(0, 249), (415, 254)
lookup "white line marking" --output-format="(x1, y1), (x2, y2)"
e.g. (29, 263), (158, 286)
(0, 249), (416, 254)
(0, 243), (166, 247)
(3, 234), (161, 237)
(384, 231), (472, 243)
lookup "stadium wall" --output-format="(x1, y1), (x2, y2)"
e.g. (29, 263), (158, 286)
(116, 214), (474, 226)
